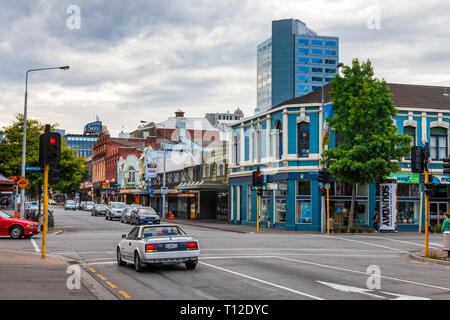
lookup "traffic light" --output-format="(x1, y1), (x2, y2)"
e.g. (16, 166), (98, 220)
(48, 165), (60, 185)
(252, 167), (265, 187)
(410, 146), (424, 174)
(318, 168), (329, 184)
(443, 157), (450, 175)
(320, 186), (327, 196)
(40, 131), (61, 167)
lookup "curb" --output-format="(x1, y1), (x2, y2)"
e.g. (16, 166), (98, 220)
(408, 252), (450, 267)
(170, 220), (250, 234)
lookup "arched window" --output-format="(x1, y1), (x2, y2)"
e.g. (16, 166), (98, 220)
(233, 133), (240, 165)
(274, 120), (283, 160)
(297, 122), (310, 157)
(404, 126), (416, 146)
(128, 167), (135, 183)
(430, 127), (447, 161)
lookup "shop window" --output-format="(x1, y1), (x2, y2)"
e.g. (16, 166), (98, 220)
(335, 182), (353, 196)
(397, 202), (419, 224)
(275, 188), (287, 223)
(331, 201), (368, 227)
(357, 184), (368, 196)
(260, 199), (270, 221)
(397, 184), (409, 197)
(296, 201), (312, 224)
(297, 180), (311, 195)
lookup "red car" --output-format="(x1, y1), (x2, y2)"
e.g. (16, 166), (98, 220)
(0, 210), (40, 239)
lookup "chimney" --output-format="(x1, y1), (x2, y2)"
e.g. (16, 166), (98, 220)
(175, 109), (185, 118)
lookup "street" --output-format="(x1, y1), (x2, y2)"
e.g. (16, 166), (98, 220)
(1, 206), (449, 300)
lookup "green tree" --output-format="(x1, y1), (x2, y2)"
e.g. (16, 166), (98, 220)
(0, 114), (88, 197)
(321, 59), (412, 231)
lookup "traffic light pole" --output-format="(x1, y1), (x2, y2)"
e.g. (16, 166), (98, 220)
(42, 164), (49, 259)
(424, 171), (429, 257)
(256, 187), (260, 233)
(327, 183), (330, 234)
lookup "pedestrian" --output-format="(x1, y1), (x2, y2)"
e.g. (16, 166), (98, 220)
(373, 210), (380, 232)
(442, 212), (450, 232)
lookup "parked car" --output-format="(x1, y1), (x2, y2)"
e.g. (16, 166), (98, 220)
(92, 204), (108, 216)
(0, 209), (40, 239)
(130, 207), (160, 225)
(121, 206), (135, 224)
(79, 201), (87, 210)
(106, 202), (128, 220)
(64, 200), (77, 211)
(85, 201), (95, 211)
(116, 224), (199, 272)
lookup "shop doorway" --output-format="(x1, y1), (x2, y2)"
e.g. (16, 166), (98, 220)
(429, 202), (447, 225)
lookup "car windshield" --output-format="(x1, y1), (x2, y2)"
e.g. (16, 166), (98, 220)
(66, 200), (75, 204)
(0, 210), (11, 218)
(111, 203), (127, 209)
(138, 208), (156, 215)
(87, 202), (94, 205)
(96, 204), (107, 209)
(141, 226), (185, 238)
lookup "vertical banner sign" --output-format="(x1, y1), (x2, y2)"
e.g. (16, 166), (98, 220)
(322, 102), (333, 146)
(380, 183), (397, 231)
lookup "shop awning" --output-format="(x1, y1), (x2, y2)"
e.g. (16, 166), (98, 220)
(176, 181), (228, 190)
(0, 174), (14, 185)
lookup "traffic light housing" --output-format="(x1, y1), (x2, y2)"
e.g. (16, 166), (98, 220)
(410, 146), (424, 174)
(318, 168), (329, 184)
(252, 167), (265, 187)
(40, 131), (61, 167)
(443, 157), (450, 175)
(320, 186), (326, 196)
(48, 165), (60, 185)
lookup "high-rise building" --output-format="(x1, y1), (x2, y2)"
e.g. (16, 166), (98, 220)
(256, 18), (339, 114)
(63, 120), (108, 158)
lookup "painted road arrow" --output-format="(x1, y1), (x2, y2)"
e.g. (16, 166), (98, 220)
(317, 281), (430, 300)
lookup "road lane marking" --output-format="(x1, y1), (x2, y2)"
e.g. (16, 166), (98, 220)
(200, 253), (398, 259)
(88, 268), (96, 273)
(30, 239), (40, 253)
(411, 260), (428, 265)
(200, 248), (394, 252)
(105, 281), (117, 289)
(118, 291), (130, 299)
(324, 235), (407, 253)
(361, 235), (442, 249)
(199, 261), (324, 300)
(84, 258), (117, 262)
(97, 274), (106, 280)
(88, 261), (116, 265)
(276, 256), (450, 292)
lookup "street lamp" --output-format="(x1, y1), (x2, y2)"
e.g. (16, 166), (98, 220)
(141, 120), (167, 219)
(19, 66), (70, 218)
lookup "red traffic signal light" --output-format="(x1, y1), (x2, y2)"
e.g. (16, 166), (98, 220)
(49, 137), (56, 144)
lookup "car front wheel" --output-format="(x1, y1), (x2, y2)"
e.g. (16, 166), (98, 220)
(10, 225), (24, 239)
(117, 248), (126, 266)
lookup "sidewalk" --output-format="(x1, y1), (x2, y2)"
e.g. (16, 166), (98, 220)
(171, 218), (319, 234)
(0, 249), (97, 300)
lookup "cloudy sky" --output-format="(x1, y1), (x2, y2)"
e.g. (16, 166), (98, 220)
(1, 0), (449, 136)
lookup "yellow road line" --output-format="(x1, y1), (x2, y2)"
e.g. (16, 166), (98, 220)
(97, 274), (106, 280)
(88, 267), (96, 273)
(411, 260), (428, 265)
(105, 281), (117, 289)
(118, 291), (131, 299)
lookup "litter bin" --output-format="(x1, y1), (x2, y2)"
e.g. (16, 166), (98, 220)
(443, 231), (450, 258)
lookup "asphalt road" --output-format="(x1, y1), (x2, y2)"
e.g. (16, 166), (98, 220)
(1, 206), (449, 300)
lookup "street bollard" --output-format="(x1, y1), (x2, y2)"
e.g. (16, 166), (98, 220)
(443, 231), (450, 258)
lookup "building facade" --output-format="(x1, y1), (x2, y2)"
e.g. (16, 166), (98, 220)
(230, 83), (450, 232)
(256, 19), (339, 114)
(63, 120), (108, 158)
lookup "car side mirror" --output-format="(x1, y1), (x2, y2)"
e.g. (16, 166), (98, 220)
(122, 234), (126, 238)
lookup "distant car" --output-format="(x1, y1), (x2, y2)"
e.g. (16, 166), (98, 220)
(116, 224), (199, 272)
(79, 201), (87, 210)
(121, 206), (135, 224)
(92, 204), (108, 216)
(106, 202), (128, 220)
(85, 201), (95, 211)
(64, 200), (77, 211)
(48, 199), (57, 205)
(0, 209), (40, 239)
(130, 207), (160, 225)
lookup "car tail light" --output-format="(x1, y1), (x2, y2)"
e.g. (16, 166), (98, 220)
(145, 244), (158, 252)
(186, 242), (198, 250)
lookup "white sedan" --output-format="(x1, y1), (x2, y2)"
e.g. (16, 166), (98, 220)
(116, 224), (200, 272)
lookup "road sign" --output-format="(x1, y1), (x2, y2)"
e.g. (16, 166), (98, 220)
(25, 166), (41, 171)
(161, 187), (169, 195)
(16, 177), (29, 189)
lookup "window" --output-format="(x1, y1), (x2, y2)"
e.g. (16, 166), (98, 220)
(325, 41), (337, 46)
(297, 201), (312, 224)
(298, 75), (309, 82)
(325, 50), (336, 55)
(312, 86), (321, 90)
(203, 164), (210, 178)
(275, 189), (287, 223)
(311, 67), (322, 73)
(325, 59), (336, 64)
(430, 127), (447, 160)
(274, 120), (283, 160)
(297, 122), (310, 157)
(128, 167), (135, 183)
(298, 57), (309, 63)
(298, 66), (309, 72)
(325, 68), (336, 73)
(312, 49), (323, 54)
(298, 48), (309, 55)
(297, 180), (311, 195)
(256, 128), (262, 162)
(247, 186), (252, 221)
(233, 133), (240, 165)
(312, 58), (323, 64)
(311, 39), (323, 45)
(312, 77), (322, 82)
(298, 39), (309, 45)
(325, 77), (334, 82)
(297, 85), (309, 91)
(404, 126), (416, 146)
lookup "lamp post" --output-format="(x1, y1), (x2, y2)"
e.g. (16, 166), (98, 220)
(141, 120), (167, 219)
(321, 62), (343, 233)
(20, 66), (70, 218)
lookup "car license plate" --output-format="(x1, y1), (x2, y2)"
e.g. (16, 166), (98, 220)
(165, 243), (178, 249)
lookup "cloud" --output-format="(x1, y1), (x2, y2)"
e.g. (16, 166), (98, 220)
(0, 0), (449, 135)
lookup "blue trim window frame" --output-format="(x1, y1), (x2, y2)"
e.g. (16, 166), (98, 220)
(430, 127), (447, 161)
(403, 126), (416, 160)
(296, 180), (312, 224)
(297, 122), (310, 157)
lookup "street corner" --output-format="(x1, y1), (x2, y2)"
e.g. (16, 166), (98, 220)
(0, 249), (66, 265)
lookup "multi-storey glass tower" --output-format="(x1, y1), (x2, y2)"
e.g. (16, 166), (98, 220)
(256, 19), (339, 114)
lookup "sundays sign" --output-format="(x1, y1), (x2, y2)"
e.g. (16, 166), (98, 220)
(379, 183), (396, 231)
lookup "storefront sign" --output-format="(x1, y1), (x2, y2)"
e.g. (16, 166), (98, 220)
(388, 174), (419, 184)
(379, 183), (396, 231)
(179, 193), (195, 197)
(432, 175), (450, 184)
(146, 162), (157, 179)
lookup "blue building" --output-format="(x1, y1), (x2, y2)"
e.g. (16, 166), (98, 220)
(256, 19), (339, 114)
(229, 83), (450, 232)
(63, 120), (107, 158)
